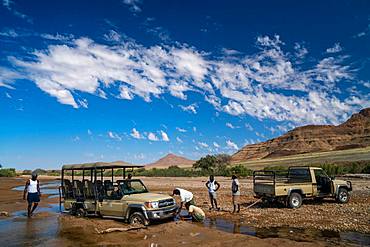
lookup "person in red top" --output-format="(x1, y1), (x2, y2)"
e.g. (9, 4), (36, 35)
(23, 173), (41, 217)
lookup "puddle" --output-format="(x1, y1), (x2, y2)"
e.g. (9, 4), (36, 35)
(203, 217), (370, 246)
(0, 203), (62, 247)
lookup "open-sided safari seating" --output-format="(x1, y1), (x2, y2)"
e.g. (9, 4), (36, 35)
(59, 161), (178, 226)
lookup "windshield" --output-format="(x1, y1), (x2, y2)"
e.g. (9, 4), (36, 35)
(119, 180), (148, 195)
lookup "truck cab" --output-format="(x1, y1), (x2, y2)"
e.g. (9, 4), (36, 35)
(253, 166), (352, 208)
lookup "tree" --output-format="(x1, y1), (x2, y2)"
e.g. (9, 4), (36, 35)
(193, 155), (218, 173)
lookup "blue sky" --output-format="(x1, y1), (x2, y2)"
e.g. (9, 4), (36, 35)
(0, 0), (369, 169)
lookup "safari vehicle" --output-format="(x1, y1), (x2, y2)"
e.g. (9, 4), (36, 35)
(59, 161), (178, 225)
(253, 166), (352, 208)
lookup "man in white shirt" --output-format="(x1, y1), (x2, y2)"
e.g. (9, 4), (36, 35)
(205, 175), (220, 211)
(231, 175), (241, 213)
(23, 173), (41, 217)
(172, 188), (195, 214)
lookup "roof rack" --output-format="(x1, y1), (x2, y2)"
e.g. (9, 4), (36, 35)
(62, 161), (144, 170)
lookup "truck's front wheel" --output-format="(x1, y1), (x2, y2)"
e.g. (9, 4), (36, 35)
(129, 212), (149, 226)
(337, 188), (349, 203)
(288, 192), (302, 209)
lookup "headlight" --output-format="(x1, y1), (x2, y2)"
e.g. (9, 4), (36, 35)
(145, 201), (159, 209)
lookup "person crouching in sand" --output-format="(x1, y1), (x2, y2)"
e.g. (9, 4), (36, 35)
(23, 173), (41, 217)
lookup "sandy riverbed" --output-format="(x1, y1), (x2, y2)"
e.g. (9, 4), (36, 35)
(0, 176), (369, 246)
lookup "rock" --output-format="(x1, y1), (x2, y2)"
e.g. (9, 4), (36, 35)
(0, 211), (9, 217)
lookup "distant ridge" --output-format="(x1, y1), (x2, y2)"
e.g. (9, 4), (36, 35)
(232, 108), (370, 163)
(145, 153), (195, 169)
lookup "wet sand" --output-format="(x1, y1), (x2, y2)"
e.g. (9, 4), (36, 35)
(0, 177), (59, 215)
(0, 176), (369, 246)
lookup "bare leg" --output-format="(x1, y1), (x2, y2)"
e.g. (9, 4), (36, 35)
(27, 203), (32, 217)
(214, 199), (219, 210)
(209, 195), (214, 209)
(31, 202), (38, 214)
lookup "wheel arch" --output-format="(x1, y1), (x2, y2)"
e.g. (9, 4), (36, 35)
(287, 188), (304, 197)
(125, 204), (148, 220)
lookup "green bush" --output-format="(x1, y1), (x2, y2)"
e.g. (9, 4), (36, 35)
(0, 168), (16, 177)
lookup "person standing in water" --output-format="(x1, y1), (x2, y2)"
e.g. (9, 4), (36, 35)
(205, 175), (220, 211)
(23, 173), (41, 217)
(231, 175), (241, 213)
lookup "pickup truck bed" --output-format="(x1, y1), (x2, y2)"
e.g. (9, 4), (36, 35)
(253, 170), (313, 197)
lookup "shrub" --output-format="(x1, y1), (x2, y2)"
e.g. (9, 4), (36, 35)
(0, 168), (16, 177)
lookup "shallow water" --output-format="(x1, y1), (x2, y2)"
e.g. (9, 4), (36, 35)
(13, 181), (60, 197)
(0, 204), (61, 247)
(203, 217), (370, 246)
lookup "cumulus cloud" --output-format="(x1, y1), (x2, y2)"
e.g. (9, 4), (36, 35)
(198, 142), (209, 148)
(176, 127), (187, 132)
(130, 128), (143, 139)
(160, 130), (170, 141)
(123, 0), (142, 13)
(326, 43), (342, 53)
(226, 140), (238, 150)
(108, 131), (122, 141)
(213, 142), (220, 148)
(147, 132), (159, 141)
(6, 34), (368, 125)
(180, 103), (198, 114)
(226, 122), (239, 129)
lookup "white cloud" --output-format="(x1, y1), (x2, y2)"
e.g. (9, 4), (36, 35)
(103, 30), (121, 42)
(147, 132), (159, 141)
(176, 127), (187, 133)
(108, 131), (122, 141)
(7, 34), (368, 125)
(198, 142), (209, 148)
(160, 130), (170, 142)
(123, 0), (142, 13)
(2, 0), (32, 22)
(294, 43), (308, 58)
(213, 142), (220, 148)
(5, 92), (12, 98)
(326, 43), (342, 53)
(87, 129), (92, 136)
(180, 103), (198, 114)
(41, 33), (74, 41)
(176, 137), (183, 143)
(226, 140), (238, 150)
(245, 123), (253, 131)
(226, 122), (239, 129)
(130, 128), (143, 139)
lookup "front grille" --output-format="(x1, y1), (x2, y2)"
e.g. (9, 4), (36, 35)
(158, 198), (175, 208)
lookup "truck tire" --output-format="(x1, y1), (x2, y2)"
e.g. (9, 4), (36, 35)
(129, 212), (149, 226)
(337, 188), (349, 203)
(75, 208), (86, 218)
(288, 192), (302, 209)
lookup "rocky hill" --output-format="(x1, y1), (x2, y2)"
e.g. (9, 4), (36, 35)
(145, 153), (195, 169)
(231, 108), (370, 163)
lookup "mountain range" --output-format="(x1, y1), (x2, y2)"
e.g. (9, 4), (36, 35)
(231, 108), (370, 163)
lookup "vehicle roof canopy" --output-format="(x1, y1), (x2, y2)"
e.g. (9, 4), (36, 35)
(62, 161), (144, 170)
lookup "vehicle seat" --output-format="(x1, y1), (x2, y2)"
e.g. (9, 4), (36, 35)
(73, 180), (84, 199)
(63, 179), (74, 199)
